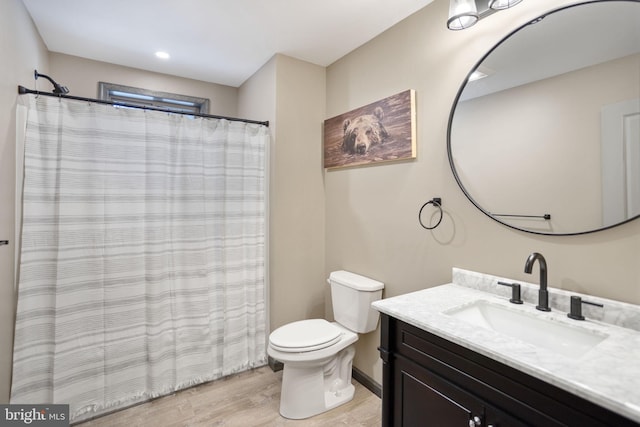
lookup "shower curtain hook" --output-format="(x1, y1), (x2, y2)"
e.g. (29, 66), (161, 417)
(33, 71), (39, 98)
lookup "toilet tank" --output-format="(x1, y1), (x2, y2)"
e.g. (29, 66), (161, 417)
(329, 270), (384, 333)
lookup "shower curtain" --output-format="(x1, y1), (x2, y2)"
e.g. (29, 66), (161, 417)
(11, 95), (268, 421)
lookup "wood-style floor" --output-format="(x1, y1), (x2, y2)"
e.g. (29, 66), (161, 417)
(76, 366), (382, 426)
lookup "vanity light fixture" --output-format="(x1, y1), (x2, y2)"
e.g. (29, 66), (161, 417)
(448, 0), (524, 30)
(447, 0), (478, 30)
(489, 0), (523, 10)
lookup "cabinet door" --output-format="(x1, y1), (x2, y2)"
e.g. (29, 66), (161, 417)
(394, 355), (484, 427)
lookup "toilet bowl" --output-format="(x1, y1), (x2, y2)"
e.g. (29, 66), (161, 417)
(268, 271), (384, 419)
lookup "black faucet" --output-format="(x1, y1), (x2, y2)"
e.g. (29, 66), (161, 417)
(524, 252), (550, 311)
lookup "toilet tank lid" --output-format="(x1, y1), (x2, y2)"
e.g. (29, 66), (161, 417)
(329, 270), (384, 291)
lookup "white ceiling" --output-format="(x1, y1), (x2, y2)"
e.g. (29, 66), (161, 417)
(22, 0), (435, 87)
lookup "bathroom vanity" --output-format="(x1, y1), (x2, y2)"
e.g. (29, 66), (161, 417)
(373, 269), (640, 427)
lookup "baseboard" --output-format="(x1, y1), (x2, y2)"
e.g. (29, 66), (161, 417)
(352, 366), (382, 398)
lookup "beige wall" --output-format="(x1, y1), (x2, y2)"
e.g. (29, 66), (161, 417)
(239, 57), (278, 332)
(272, 55), (326, 329)
(49, 53), (238, 117)
(0, 0), (50, 403)
(241, 55), (327, 331)
(238, 56), (277, 135)
(325, 0), (640, 384)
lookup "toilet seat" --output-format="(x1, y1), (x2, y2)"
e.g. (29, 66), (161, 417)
(269, 319), (343, 353)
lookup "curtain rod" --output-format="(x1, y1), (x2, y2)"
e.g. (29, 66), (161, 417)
(17, 85), (269, 127)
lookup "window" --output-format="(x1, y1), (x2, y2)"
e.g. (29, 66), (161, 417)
(98, 82), (210, 115)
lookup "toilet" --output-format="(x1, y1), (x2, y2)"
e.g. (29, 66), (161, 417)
(268, 270), (384, 419)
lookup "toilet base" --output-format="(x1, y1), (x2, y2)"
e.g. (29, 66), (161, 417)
(278, 344), (356, 419)
(324, 383), (355, 412)
(279, 371), (355, 419)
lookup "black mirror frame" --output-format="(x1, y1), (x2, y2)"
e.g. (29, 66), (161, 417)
(447, 0), (640, 236)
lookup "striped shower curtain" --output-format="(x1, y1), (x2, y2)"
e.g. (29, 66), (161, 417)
(11, 95), (268, 421)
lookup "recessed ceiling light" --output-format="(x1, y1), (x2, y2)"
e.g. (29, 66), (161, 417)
(468, 65), (494, 82)
(468, 70), (488, 82)
(155, 51), (170, 60)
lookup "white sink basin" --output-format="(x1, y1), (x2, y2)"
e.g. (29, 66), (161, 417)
(445, 300), (608, 358)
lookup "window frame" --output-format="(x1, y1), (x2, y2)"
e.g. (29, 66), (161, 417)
(98, 82), (210, 115)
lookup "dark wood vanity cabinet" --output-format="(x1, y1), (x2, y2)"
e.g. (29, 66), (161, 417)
(378, 314), (639, 427)
(393, 355), (529, 427)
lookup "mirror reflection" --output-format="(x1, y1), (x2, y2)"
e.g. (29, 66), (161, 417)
(448, 0), (640, 235)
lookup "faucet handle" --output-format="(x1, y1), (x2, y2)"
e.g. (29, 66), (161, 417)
(497, 281), (523, 304)
(567, 295), (604, 320)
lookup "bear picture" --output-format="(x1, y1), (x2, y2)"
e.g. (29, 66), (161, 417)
(323, 90), (416, 169)
(342, 106), (388, 155)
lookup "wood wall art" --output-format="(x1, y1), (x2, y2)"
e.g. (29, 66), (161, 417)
(323, 89), (416, 169)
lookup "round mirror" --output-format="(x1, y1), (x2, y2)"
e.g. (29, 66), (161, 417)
(448, 0), (640, 235)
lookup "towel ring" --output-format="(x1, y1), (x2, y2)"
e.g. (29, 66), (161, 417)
(418, 198), (443, 230)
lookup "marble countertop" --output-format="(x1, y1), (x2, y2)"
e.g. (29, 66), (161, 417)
(372, 268), (640, 422)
